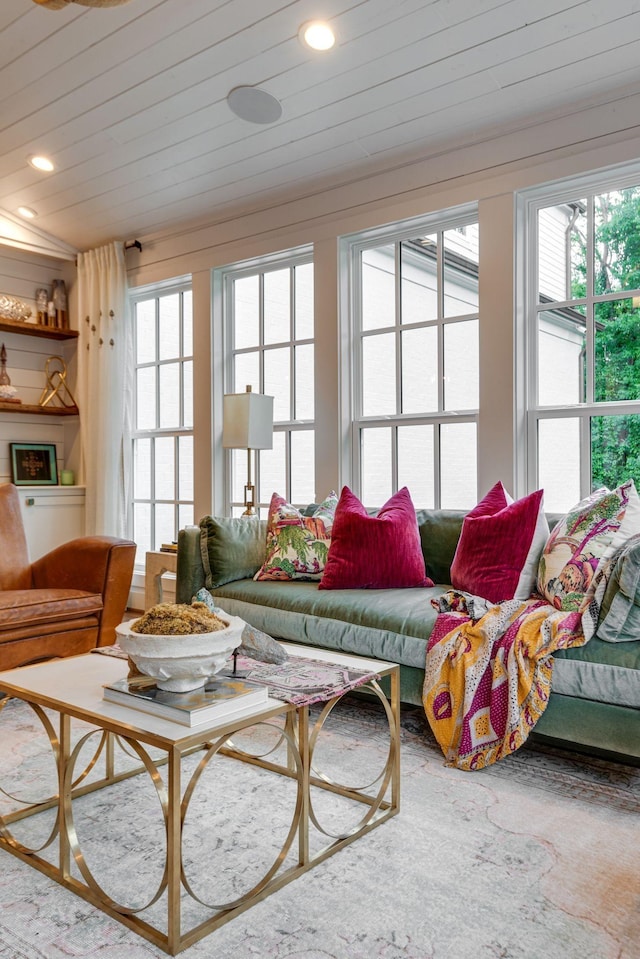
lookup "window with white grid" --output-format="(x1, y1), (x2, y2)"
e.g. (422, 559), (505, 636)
(223, 251), (314, 514)
(349, 210), (479, 509)
(526, 172), (640, 512)
(130, 282), (193, 565)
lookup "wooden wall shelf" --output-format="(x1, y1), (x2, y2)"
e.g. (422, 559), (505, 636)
(0, 318), (78, 340)
(0, 402), (79, 416)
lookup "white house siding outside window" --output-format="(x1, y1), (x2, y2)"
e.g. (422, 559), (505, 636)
(349, 211), (479, 509)
(130, 282), (194, 566)
(223, 251), (314, 515)
(527, 175), (640, 513)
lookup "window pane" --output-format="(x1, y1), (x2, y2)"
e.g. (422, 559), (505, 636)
(295, 344), (314, 420)
(136, 367), (156, 429)
(178, 435), (193, 501)
(154, 437), (175, 500)
(136, 300), (156, 364)
(398, 425), (434, 508)
(159, 363), (180, 428)
(264, 269), (290, 345)
(401, 327), (437, 413)
(178, 504), (194, 532)
(183, 360), (193, 429)
(538, 418), (581, 513)
(158, 294), (180, 361)
(295, 263), (314, 339)
(538, 201), (586, 303)
(361, 427), (392, 506)
(259, 431), (286, 501)
(401, 241), (437, 324)
(133, 502), (151, 566)
(234, 276), (259, 349)
(264, 347), (291, 421)
(444, 226), (479, 317)
(591, 414), (640, 494)
(538, 310), (585, 405)
(183, 290), (193, 356)
(595, 298), (640, 402)
(362, 246), (395, 331)
(291, 430), (315, 503)
(133, 438), (151, 499)
(444, 320), (478, 410)
(231, 449), (245, 503)
(362, 333), (396, 416)
(234, 351), (259, 394)
(440, 422), (477, 509)
(155, 503), (176, 550)
(593, 187), (640, 295)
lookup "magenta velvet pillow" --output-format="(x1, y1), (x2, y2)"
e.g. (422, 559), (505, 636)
(450, 481), (549, 604)
(319, 486), (433, 590)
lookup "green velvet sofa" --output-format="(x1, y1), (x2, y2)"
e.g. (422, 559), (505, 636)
(176, 509), (640, 765)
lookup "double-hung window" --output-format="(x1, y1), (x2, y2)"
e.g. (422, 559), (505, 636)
(349, 209), (479, 508)
(130, 281), (194, 564)
(222, 250), (314, 514)
(527, 173), (640, 512)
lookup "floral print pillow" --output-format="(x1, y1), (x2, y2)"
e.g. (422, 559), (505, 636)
(536, 480), (640, 627)
(254, 491), (338, 581)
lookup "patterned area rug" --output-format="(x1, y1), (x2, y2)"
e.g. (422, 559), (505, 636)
(0, 694), (638, 959)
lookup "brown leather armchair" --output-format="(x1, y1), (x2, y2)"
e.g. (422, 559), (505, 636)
(0, 483), (136, 671)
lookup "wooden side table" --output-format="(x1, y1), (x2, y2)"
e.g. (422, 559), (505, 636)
(144, 551), (178, 610)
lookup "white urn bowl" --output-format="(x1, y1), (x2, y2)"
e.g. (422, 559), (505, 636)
(115, 614), (245, 693)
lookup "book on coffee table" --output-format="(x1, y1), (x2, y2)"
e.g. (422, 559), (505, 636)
(102, 674), (268, 726)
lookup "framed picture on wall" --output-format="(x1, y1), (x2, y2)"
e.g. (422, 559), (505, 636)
(10, 443), (58, 486)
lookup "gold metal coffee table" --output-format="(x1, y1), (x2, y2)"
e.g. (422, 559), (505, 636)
(0, 645), (399, 955)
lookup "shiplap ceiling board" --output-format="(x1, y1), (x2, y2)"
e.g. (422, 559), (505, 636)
(2, 0), (640, 251)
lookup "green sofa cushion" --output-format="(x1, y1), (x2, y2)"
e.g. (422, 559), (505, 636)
(199, 516), (267, 589)
(208, 578), (443, 669)
(596, 534), (640, 643)
(551, 636), (640, 708)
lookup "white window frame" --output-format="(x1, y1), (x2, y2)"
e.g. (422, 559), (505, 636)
(129, 276), (193, 564)
(344, 203), (479, 507)
(217, 245), (314, 515)
(521, 162), (640, 499)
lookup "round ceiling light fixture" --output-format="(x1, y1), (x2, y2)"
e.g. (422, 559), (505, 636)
(227, 86), (283, 125)
(17, 206), (37, 219)
(28, 155), (55, 172)
(299, 20), (336, 51)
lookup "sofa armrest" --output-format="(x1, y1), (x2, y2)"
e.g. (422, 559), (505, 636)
(596, 534), (640, 643)
(176, 526), (206, 604)
(31, 537), (136, 646)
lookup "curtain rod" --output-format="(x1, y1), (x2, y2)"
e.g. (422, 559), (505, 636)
(124, 239), (142, 252)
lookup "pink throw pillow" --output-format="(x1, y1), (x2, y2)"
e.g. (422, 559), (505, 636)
(450, 481), (549, 604)
(319, 486), (433, 590)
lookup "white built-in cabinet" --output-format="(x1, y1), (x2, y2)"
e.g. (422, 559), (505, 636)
(17, 485), (86, 562)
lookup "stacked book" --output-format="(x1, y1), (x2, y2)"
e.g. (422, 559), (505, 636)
(103, 674), (267, 726)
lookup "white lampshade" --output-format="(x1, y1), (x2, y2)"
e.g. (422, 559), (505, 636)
(222, 390), (273, 450)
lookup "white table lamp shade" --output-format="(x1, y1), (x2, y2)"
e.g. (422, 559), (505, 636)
(222, 391), (273, 449)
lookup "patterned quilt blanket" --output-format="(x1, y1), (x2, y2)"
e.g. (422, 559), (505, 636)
(422, 593), (587, 771)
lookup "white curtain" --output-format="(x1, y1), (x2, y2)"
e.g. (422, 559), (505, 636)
(77, 242), (133, 537)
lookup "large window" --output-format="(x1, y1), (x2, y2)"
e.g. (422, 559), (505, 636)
(223, 251), (314, 514)
(130, 283), (194, 564)
(529, 177), (640, 511)
(350, 211), (479, 508)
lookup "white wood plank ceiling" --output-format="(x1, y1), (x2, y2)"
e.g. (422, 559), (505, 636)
(2, 0), (640, 252)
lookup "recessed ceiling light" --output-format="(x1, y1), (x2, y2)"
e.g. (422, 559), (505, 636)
(17, 206), (37, 219)
(227, 86), (283, 124)
(299, 20), (336, 51)
(28, 155), (55, 172)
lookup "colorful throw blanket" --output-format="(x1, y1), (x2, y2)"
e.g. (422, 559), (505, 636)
(422, 593), (587, 771)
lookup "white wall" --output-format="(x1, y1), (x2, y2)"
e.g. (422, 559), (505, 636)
(0, 248), (79, 486)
